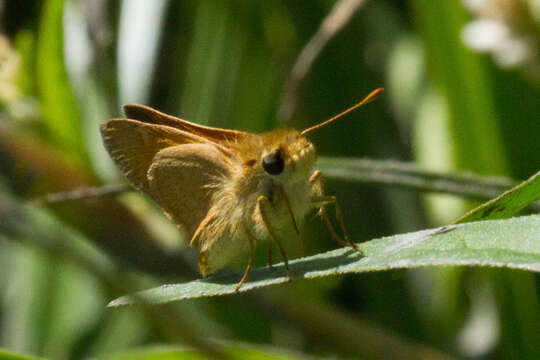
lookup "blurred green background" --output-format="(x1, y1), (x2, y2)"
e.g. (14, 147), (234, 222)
(1, 0), (539, 359)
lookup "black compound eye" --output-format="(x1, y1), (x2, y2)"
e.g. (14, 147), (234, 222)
(262, 150), (284, 175)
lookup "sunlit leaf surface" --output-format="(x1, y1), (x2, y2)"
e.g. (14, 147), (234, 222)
(456, 171), (540, 223)
(110, 215), (540, 305)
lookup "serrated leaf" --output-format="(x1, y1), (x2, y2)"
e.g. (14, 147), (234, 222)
(109, 215), (540, 306)
(455, 170), (540, 223)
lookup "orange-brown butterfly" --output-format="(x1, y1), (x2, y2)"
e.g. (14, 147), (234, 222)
(101, 88), (383, 291)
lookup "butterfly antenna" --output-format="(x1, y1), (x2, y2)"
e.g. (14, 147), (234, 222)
(298, 88), (384, 137)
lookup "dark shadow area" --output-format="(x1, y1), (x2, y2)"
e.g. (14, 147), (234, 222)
(201, 248), (362, 286)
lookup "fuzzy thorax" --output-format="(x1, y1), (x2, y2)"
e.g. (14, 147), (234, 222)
(197, 129), (318, 275)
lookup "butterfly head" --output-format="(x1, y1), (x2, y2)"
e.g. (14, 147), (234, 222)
(257, 129), (316, 184)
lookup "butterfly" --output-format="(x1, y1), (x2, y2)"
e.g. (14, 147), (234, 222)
(100, 88), (383, 290)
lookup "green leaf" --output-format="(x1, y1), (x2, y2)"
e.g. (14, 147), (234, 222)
(317, 157), (515, 200)
(0, 348), (44, 360)
(100, 344), (311, 360)
(37, 0), (88, 166)
(412, 0), (507, 174)
(455, 170), (540, 223)
(109, 214), (540, 305)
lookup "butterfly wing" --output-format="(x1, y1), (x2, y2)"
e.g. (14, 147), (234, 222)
(101, 119), (229, 191)
(123, 104), (255, 144)
(101, 111), (252, 265)
(101, 116), (238, 243)
(147, 143), (231, 241)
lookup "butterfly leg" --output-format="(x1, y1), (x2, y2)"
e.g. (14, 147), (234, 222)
(278, 187), (299, 235)
(309, 169), (322, 183)
(258, 195), (292, 281)
(235, 226), (256, 292)
(310, 170), (361, 252)
(312, 195), (361, 252)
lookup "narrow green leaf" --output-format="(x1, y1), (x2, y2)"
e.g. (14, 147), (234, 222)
(0, 348), (44, 360)
(318, 157), (515, 200)
(100, 344), (311, 360)
(37, 0), (88, 165)
(412, 0), (507, 174)
(455, 170), (540, 224)
(109, 215), (540, 305)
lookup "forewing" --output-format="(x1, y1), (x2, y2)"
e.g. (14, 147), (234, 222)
(100, 119), (218, 192)
(123, 104), (255, 144)
(147, 143), (230, 241)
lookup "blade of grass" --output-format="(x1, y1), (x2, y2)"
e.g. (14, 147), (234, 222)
(455, 170), (540, 223)
(101, 343), (312, 360)
(37, 0), (88, 166)
(318, 157), (515, 200)
(109, 214), (540, 304)
(0, 348), (44, 360)
(411, 0), (506, 174)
